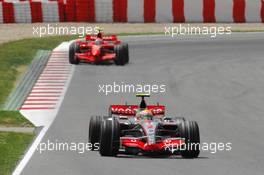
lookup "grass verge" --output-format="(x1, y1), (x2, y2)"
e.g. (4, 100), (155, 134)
(0, 111), (33, 127)
(0, 132), (34, 175)
(0, 35), (76, 107)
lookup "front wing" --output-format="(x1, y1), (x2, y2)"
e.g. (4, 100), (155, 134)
(121, 137), (185, 153)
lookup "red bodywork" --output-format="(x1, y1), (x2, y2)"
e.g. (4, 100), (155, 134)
(110, 105), (185, 153)
(122, 138), (185, 152)
(110, 105), (165, 116)
(75, 35), (121, 63)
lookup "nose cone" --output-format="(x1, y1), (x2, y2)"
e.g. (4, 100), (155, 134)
(92, 45), (101, 56)
(141, 120), (157, 145)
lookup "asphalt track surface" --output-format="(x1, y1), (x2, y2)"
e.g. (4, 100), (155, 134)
(22, 33), (264, 175)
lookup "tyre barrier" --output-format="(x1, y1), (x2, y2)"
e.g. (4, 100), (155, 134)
(0, 0), (264, 23)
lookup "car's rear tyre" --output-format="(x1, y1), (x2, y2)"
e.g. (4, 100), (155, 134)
(89, 116), (102, 150)
(69, 42), (80, 64)
(174, 117), (186, 123)
(179, 120), (200, 158)
(99, 118), (120, 156)
(114, 44), (126, 65)
(174, 117), (186, 134)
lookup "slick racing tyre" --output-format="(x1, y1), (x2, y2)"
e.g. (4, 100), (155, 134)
(122, 43), (129, 64)
(69, 42), (80, 64)
(174, 117), (186, 124)
(114, 44), (127, 65)
(179, 120), (200, 158)
(99, 118), (120, 156)
(89, 116), (102, 150)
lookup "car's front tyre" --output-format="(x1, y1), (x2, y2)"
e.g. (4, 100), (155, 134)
(99, 118), (120, 156)
(114, 44), (128, 65)
(69, 42), (80, 64)
(179, 120), (200, 158)
(89, 116), (102, 150)
(122, 43), (129, 64)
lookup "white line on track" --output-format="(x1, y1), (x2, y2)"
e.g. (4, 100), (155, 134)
(12, 42), (75, 175)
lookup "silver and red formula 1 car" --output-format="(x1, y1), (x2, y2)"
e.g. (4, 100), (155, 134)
(89, 94), (200, 158)
(69, 31), (129, 65)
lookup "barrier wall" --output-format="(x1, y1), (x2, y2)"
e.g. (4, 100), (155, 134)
(0, 0), (264, 23)
(0, 1), (64, 23)
(75, 0), (95, 22)
(13, 1), (31, 23)
(0, 2), (3, 23)
(65, 0), (75, 21)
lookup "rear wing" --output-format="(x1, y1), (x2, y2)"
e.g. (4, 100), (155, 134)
(110, 105), (165, 116)
(85, 35), (117, 41)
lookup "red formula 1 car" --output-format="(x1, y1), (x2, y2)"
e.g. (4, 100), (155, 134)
(89, 94), (200, 158)
(69, 32), (129, 65)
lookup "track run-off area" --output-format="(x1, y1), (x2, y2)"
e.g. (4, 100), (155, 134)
(16, 33), (264, 175)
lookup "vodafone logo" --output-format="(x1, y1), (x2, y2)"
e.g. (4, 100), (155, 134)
(111, 106), (165, 115)
(111, 107), (135, 115)
(152, 108), (164, 115)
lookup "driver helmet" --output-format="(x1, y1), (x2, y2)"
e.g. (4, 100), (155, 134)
(136, 109), (153, 120)
(97, 27), (103, 38)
